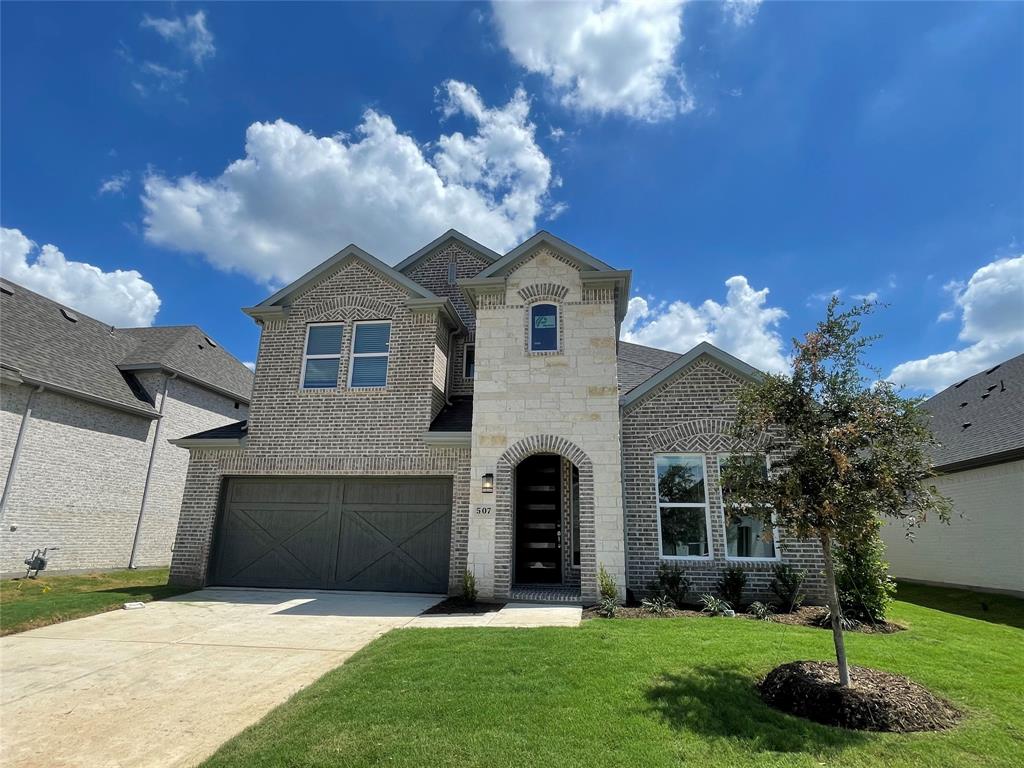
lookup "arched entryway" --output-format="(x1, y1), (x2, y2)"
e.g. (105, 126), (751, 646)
(493, 435), (596, 601)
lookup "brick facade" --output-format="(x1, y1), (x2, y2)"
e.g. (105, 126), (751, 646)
(0, 375), (245, 575)
(621, 358), (826, 603)
(168, 255), (471, 590)
(168, 232), (826, 606)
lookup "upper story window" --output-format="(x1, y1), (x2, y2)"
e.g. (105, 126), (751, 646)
(463, 343), (475, 380)
(302, 323), (344, 389)
(718, 453), (778, 560)
(529, 303), (558, 352)
(655, 454), (711, 559)
(349, 320), (391, 388)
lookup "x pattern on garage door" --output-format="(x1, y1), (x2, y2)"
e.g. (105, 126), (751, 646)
(210, 477), (453, 593)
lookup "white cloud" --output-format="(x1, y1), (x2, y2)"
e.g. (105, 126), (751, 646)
(242, 361), (256, 372)
(142, 80), (555, 284)
(723, 0), (763, 27)
(141, 10), (215, 66)
(98, 172), (131, 196)
(852, 291), (879, 303)
(622, 275), (789, 373)
(492, 0), (693, 122)
(889, 255), (1024, 392)
(0, 228), (161, 327)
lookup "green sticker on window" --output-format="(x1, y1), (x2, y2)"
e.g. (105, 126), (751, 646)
(534, 316), (556, 329)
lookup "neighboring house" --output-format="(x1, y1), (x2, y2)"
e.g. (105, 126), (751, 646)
(881, 354), (1024, 597)
(0, 280), (253, 575)
(169, 230), (826, 604)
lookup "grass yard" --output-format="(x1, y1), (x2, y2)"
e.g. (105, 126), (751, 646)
(204, 587), (1024, 768)
(0, 567), (193, 635)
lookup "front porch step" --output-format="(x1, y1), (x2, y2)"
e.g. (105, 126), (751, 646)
(509, 584), (582, 604)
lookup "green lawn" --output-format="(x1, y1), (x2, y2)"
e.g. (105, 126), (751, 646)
(203, 586), (1024, 768)
(0, 567), (193, 635)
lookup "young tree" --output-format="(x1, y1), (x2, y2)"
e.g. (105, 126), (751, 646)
(723, 299), (951, 686)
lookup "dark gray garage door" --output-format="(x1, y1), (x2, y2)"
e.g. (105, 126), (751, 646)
(209, 477), (452, 593)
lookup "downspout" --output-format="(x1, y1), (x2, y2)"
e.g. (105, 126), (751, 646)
(0, 385), (43, 519)
(129, 373), (173, 568)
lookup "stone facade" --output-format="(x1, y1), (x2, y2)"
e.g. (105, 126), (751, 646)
(168, 256), (471, 590)
(467, 247), (625, 602)
(0, 375), (245, 575)
(621, 358), (826, 603)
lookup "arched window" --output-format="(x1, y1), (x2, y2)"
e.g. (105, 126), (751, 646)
(530, 303), (558, 352)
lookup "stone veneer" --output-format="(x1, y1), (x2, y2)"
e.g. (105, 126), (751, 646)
(467, 247), (626, 603)
(621, 357), (827, 603)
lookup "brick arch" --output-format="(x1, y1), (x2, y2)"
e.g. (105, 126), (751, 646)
(517, 282), (570, 304)
(493, 435), (597, 601)
(303, 295), (399, 322)
(646, 418), (771, 453)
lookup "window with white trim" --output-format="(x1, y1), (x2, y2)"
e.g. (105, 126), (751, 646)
(463, 343), (475, 379)
(718, 453), (778, 559)
(655, 454), (711, 559)
(349, 320), (391, 388)
(301, 323), (344, 389)
(529, 303), (558, 352)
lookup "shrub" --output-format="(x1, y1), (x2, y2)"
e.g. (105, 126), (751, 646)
(649, 562), (691, 608)
(461, 569), (477, 604)
(834, 533), (896, 623)
(748, 601), (775, 621)
(700, 593), (732, 616)
(717, 566), (747, 609)
(770, 563), (807, 613)
(597, 597), (618, 618)
(598, 564), (619, 603)
(641, 595), (671, 615)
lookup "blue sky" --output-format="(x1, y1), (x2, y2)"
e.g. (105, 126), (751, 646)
(2, 1), (1021, 392)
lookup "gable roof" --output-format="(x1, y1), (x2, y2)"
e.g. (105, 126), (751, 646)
(393, 230), (501, 275)
(475, 231), (617, 278)
(244, 244), (436, 320)
(920, 353), (1024, 471)
(620, 341), (762, 409)
(0, 281), (252, 416)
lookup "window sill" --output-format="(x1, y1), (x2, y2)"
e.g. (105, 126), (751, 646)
(724, 556), (782, 564)
(659, 554), (712, 562)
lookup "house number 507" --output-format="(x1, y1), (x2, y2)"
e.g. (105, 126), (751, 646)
(475, 505), (492, 516)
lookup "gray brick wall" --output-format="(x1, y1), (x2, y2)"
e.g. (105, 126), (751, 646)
(620, 357), (827, 604)
(169, 253), (473, 590)
(0, 376), (244, 575)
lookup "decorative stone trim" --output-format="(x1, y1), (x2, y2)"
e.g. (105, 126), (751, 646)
(517, 282), (569, 304)
(647, 418), (770, 453)
(303, 295), (398, 323)
(492, 434), (596, 600)
(581, 287), (616, 304)
(476, 292), (506, 309)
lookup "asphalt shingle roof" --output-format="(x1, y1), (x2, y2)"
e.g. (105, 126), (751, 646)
(429, 396), (473, 432)
(921, 353), (1024, 471)
(616, 340), (682, 395)
(179, 420), (248, 441)
(0, 281), (253, 414)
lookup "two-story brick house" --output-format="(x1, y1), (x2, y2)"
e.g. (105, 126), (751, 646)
(169, 230), (825, 604)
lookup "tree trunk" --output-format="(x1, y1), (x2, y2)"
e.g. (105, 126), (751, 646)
(820, 533), (851, 687)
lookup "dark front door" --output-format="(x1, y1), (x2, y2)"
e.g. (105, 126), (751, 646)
(209, 476), (452, 593)
(514, 454), (562, 584)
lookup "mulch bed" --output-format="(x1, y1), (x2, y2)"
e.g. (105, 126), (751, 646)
(582, 604), (904, 634)
(759, 660), (961, 732)
(421, 597), (506, 615)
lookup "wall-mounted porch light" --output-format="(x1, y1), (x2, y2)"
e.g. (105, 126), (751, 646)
(481, 473), (495, 493)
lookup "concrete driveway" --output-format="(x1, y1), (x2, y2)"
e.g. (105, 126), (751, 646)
(0, 588), (443, 768)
